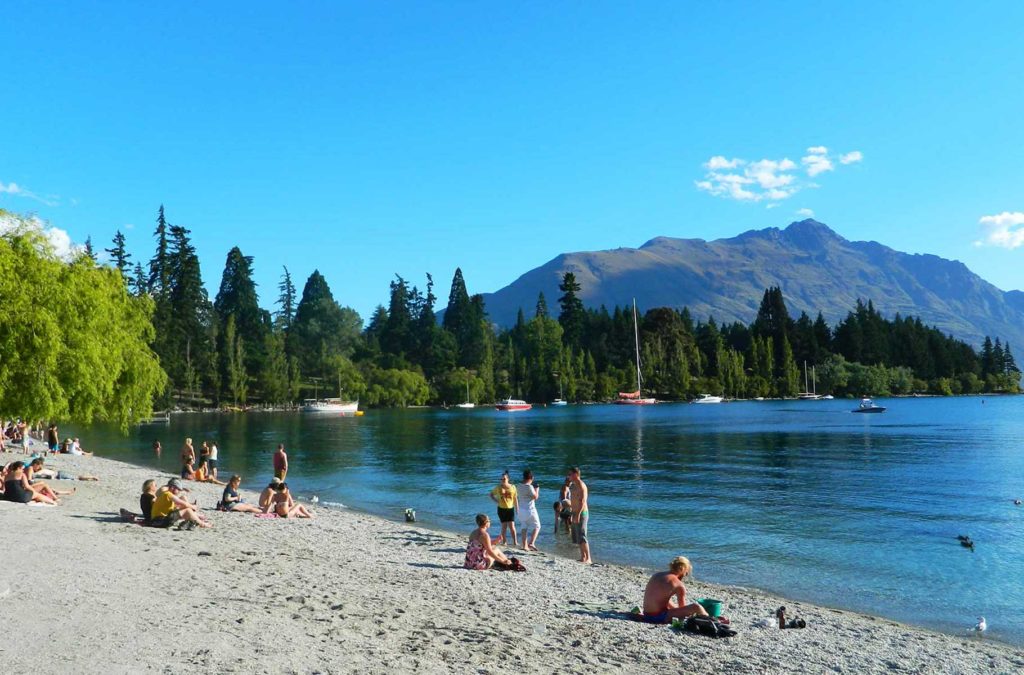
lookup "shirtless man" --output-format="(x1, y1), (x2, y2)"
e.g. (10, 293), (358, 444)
(568, 466), (591, 564)
(641, 556), (708, 623)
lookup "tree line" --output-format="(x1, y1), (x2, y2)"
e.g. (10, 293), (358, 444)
(5, 205), (1017, 424)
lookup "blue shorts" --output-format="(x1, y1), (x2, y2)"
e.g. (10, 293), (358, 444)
(642, 610), (669, 624)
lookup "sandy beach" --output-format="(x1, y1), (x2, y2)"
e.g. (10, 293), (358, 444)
(2, 453), (1022, 674)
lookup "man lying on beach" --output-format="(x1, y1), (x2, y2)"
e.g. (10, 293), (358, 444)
(151, 478), (212, 529)
(640, 556), (708, 624)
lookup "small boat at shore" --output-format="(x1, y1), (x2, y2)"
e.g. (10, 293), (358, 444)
(495, 398), (532, 411)
(693, 394), (724, 404)
(551, 399), (568, 406)
(852, 398), (886, 414)
(302, 398), (359, 414)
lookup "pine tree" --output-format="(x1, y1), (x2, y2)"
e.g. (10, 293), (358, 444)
(131, 262), (147, 296)
(105, 230), (132, 274)
(535, 292), (548, 318)
(215, 247), (267, 391)
(442, 267), (471, 338)
(148, 205), (171, 296)
(558, 272), (585, 349)
(83, 236), (96, 261)
(275, 266), (296, 331)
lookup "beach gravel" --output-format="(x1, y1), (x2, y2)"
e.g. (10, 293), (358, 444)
(2, 454), (1022, 674)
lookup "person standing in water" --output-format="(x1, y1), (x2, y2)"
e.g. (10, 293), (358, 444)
(489, 470), (518, 546)
(516, 469), (541, 551)
(273, 444), (288, 481)
(569, 466), (591, 564)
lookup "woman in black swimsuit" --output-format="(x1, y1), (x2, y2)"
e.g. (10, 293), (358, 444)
(3, 462), (57, 505)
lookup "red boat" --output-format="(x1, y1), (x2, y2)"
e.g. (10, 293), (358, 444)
(615, 390), (657, 405)
(615, 299), (657, 405)
(495, 398), (532, 411)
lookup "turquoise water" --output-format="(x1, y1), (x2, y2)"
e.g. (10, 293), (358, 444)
(70, 397), (1024, 644)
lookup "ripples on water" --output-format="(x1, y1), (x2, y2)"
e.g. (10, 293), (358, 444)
(77, 396), (1024, 644)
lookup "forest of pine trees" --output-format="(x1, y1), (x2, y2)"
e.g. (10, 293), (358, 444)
(86, 207), (1023, 408)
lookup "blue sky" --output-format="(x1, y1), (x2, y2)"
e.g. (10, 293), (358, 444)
(2, 2), (1023, 321)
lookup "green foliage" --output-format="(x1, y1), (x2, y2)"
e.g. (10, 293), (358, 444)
(0, 211), (166, 428)
(363, 367), (429, 407)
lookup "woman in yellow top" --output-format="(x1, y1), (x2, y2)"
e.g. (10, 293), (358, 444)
(489, 471), (518, 546)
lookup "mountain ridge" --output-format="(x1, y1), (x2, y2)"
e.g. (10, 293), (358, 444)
(476, 220), (1024, 349)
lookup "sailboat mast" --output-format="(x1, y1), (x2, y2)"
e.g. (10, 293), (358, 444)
(803, 360), (809, 393)
(633, 298), (642, 392)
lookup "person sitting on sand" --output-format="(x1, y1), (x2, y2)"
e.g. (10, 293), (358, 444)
(151, 478), (211, 528)
(259, 477), (282, 511)
(3, 462), (58, 505)
(180, 458), (196, 480)
(221, 475), (262, 513)
(140, 479), (158, 524)
(193, 459), (226, 486)
(25, 458), (76, 498)
(464, 513), (513, 570)
(640, 556), (708, 624)
(270, 482), (314, 518)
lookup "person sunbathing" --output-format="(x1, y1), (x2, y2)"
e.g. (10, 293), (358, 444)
(270, 482), (313, 518)
(464, 513), (512, 570)
(640, 556), (708, 624)
(24, 458), (75, 499)
(220, 475), (262, 513)
(3, 462), (58, 505)
(151, 478), (212, 528)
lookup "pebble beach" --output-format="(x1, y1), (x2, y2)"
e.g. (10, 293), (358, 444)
(3, 453), (1023, 674)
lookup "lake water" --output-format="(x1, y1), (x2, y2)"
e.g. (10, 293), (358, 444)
(68, 396), (1024, 644)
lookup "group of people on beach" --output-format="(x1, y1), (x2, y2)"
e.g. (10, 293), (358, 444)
(175, 437), (225, 485)
(1, 420), (92, 457)
(468, 464), (705, 625)
(130, 441), (312, 527)
(468, 465), (591, 569)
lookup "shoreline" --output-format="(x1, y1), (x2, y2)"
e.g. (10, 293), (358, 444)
(3, 453), (1023, 673)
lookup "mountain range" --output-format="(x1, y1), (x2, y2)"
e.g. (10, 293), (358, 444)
(478, 219), (1024, 349)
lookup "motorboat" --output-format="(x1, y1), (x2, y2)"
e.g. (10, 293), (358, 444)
(302, 398), (358, 414)
(495, 398), (532, 411)
(614, 298), (657, 405)
(693, 394), (724, 404)
(852, 398), (886, 413)
(551, 399), (568, 406)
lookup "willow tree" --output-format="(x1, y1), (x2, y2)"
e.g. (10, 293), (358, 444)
(0, 211), (166, 428)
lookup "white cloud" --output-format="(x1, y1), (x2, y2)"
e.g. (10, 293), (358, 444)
(975, 211), (1024, 249)
(704, 156), (742, 170)
(697, 146), (863, 206)
(0, 179), (59, 206)
(0, 212), (80, 259)
(797, 208), (815, 217)
(124, 223), (135, 230)
(802, 151), (834, 177)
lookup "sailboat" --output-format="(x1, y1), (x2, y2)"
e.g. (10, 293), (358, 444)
(615, 299), (657, 405)
(455, 379), (475, 409)
(797, 361), (822, 400)
(552, 373), (568, 406)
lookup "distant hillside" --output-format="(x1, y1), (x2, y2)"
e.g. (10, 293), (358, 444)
(478, 220), (1024, 348)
